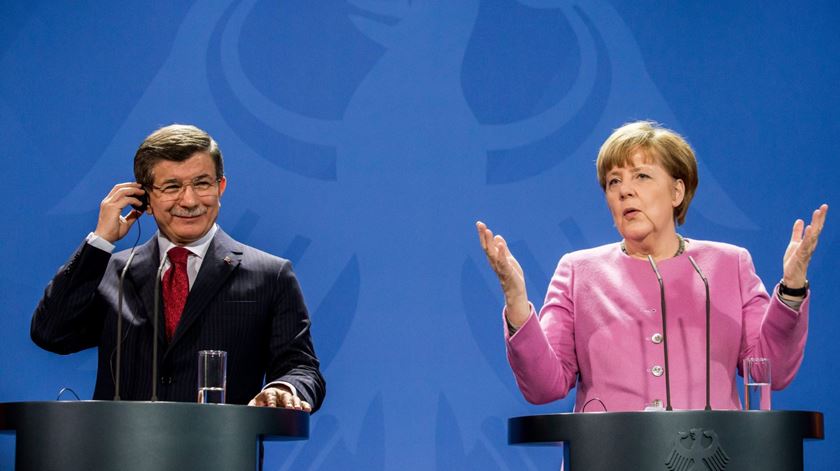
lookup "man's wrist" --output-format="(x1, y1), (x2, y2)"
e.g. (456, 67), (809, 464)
(264, 381), (297, 397)
(86, 232), (116, 253)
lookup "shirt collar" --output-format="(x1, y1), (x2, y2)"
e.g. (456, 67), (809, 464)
(157, 224), (219, 264)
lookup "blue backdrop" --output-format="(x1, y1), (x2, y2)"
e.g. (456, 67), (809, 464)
(1, 0), (837, 469)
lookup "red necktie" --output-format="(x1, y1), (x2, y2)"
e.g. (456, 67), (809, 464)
(162, 246), (191, 341)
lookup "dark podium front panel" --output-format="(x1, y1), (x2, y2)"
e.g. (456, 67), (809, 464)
(509, 410), (823, 471)
(0, 401), (308, 471)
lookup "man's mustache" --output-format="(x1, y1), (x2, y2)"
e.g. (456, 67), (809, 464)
(169, 206), (208, 217)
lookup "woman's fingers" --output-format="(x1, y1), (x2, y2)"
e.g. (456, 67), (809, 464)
(789, 219), (804, 244)
(493, 235), (513, 271)
(808, 204), (828, 240)
(796, 205), (829, 257)
(477, 222), (502, 262)
(476, 221), (488, 250)
(813, 204), (829, 229)
(476, 221), (497, 256)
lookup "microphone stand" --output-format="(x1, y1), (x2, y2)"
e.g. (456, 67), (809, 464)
(688, 256), (712, 411)
(647, 255), (673, 411)
(151, 257), (167, 402)
(114, 249), (137, 400)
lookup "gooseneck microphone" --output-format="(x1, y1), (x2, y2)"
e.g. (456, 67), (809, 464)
(114, 249), (137, 400)
(688, 255), (712, 411)
(647, 255), (673, 411)
(151, 255), (168, 401)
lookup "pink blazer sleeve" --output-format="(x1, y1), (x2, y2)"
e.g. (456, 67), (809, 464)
(505, 256), (578, 404)
(736, 248), (809, 390)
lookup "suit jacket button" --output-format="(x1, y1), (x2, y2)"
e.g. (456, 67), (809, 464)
(651, 365), (664, 377)
(651, 333), (663, 344)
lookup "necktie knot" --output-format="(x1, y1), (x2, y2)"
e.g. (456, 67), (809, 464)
(167, 246), (191, 265)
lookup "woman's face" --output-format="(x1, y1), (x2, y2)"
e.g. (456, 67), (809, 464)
(604, 149), (685, 244)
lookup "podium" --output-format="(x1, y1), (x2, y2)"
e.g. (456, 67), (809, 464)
(0, 401), (308, 471)
(509, 410), (823, 470)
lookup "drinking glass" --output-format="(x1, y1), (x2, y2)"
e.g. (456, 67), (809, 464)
(743, 357), (771, 410)
(197, 350), (227, 404)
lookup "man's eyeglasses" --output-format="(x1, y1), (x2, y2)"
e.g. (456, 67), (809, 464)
(148, 177), (222, 202)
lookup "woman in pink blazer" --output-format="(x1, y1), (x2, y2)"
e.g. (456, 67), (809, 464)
(477, 121), (828, 412)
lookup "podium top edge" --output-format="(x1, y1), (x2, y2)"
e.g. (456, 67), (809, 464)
(508, 410), (823, 420)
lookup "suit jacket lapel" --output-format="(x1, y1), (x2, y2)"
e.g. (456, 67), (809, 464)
(167, 229), (243, 348)
(125, 237), (161, 334)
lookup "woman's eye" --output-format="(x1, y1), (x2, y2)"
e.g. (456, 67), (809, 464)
(608, 178), (620, 187)
(637, 173), (650, 180)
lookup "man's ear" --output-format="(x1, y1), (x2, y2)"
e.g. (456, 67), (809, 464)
(217, 176), (227, 206)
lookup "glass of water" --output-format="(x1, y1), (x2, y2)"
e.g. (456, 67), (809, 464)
(197, 350), (227, 404)
(743, 357), (771, 410)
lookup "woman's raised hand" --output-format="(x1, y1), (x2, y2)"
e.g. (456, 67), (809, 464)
(476, 221), (530, 327)
(782, 204), (828, 292)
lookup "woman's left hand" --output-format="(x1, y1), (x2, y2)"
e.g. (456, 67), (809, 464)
(782, 203), (829, 289)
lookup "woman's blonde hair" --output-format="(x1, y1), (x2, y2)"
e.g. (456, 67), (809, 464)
(596, 121), (698, 225)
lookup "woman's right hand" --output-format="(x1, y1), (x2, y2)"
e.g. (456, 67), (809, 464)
(476, 221), (530, 328)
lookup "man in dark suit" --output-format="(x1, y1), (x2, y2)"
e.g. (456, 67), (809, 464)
(32, 124), (325, 411)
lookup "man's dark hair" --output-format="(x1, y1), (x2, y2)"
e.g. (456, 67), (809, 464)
(134, 124), (224, 186)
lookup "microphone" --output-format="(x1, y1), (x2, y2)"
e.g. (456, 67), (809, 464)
(114, 248), (138, 400)
(647, 255), (673, 411)
(688, 256), (712, 411)
(151, 254), (168, 401)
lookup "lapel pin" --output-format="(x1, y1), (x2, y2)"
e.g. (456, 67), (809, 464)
(224, 256), (233, 265)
